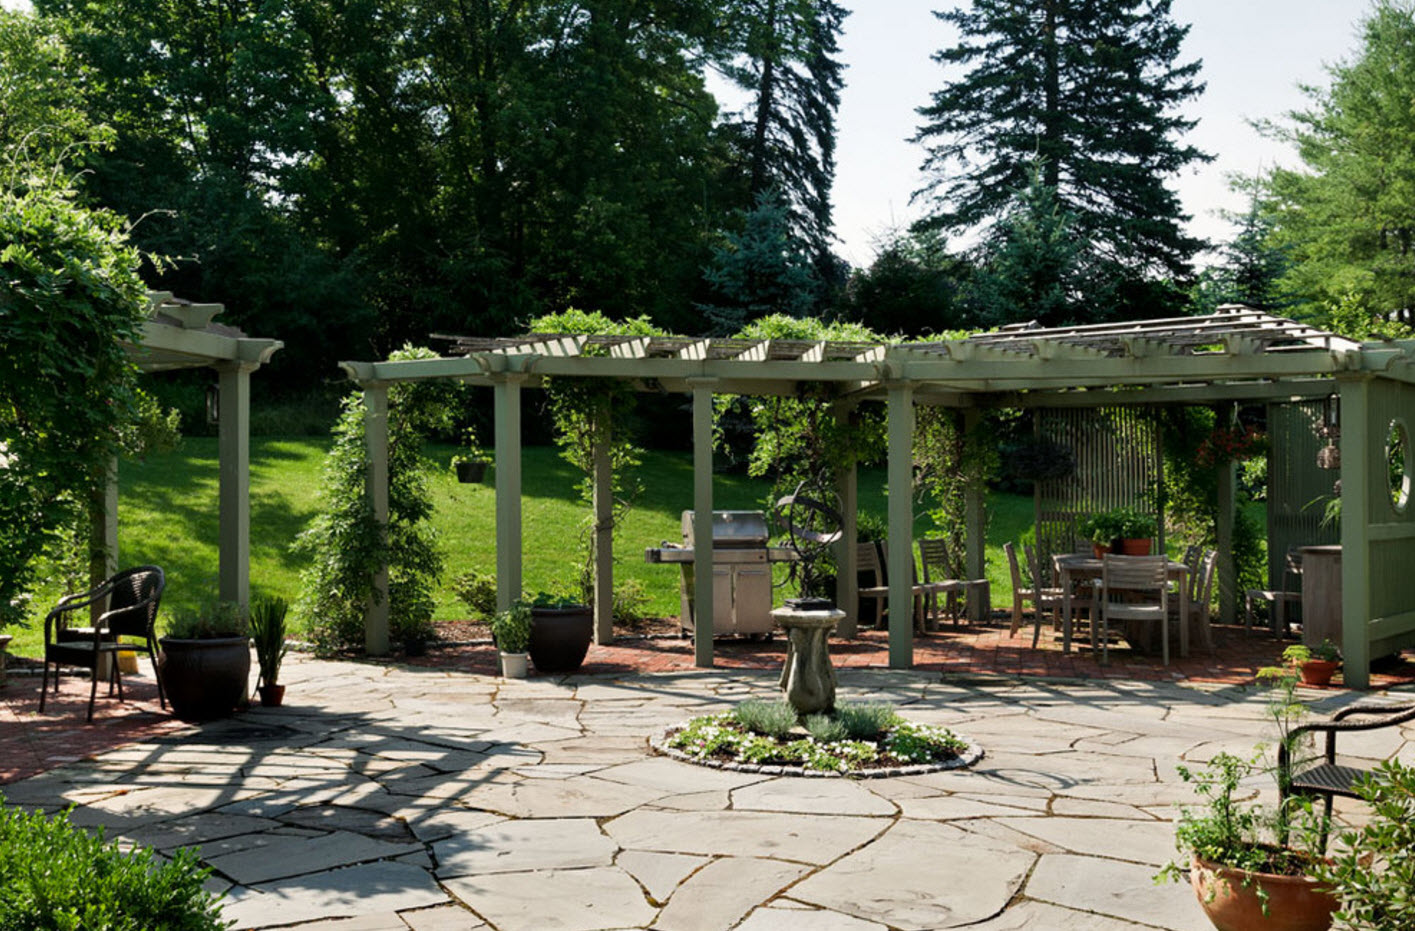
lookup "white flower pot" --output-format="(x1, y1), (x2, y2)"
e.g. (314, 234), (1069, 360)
(500, 651), (529, 678)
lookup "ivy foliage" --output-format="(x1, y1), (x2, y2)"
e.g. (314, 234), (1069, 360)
(0, 161), (148, 629)
(294, 345), (458, 653)
(914, 406), (1000, 578)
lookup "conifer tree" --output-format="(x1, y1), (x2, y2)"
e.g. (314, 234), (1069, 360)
(717, 0), (847, 273)
(913, 0), (1209, 316)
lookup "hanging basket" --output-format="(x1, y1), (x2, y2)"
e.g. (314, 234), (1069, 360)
(1316, 442), (1341, 470)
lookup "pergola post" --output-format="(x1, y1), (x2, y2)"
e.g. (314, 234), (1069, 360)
(1215, 457), (1237, 625)
(962, 407), (987, 621)
(218, 362), (255, 613)
(494, 374), (525, 613)
(886, 381), (915, 669)
(89, 457), (119, 625)
(834, 403), (858, 637)
(363, 383), (390, 655)
(592, 421), (614, 645)
(689, 378), (716, 668)
(1338, 376), (1372, 689)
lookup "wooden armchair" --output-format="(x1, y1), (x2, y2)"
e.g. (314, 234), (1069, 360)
(1097, 554), (1169, 665)
(40, 566), (166, 722)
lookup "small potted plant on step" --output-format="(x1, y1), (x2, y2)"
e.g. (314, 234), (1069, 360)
(1283, 640), (1341, 688)
(1159, 664), (1338, 931)
(159, 601), (251, 722)
(450, 427), (491, 483)
(491, 601), (532, 678)
(249, 596), (289, 706)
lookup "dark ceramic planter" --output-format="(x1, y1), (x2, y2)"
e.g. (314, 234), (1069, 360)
(158, 636), (251, 722)
(455, 460), (488, 483)
(529, 606), (593, 673)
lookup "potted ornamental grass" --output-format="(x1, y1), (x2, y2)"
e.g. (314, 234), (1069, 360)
(1159, 665), (1337, 931)
(1283, 640), (1341, 688)
(159, 601), (251, 722)
(249, 595), (290, 706)
(491, 601), (532, 678)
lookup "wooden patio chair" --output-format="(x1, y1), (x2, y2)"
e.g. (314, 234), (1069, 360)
(1005, 542), (1061, 647)
(1245, 547), (1303, 638)
(1043, 544), (1098, 649)
(918, 538), (988, 628)
(1098, 554), (1170, 665)
(39, 565), (166, 722)
(1279, 700), (1415, 850)
(1171, 548), (1218, 655)
(856, 541), (926, 632)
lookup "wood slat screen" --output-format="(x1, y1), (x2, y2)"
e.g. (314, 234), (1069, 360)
(1035, 407), (1162, 583)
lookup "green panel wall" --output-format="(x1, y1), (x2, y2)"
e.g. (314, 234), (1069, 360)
(1267, 401), (1339, 590)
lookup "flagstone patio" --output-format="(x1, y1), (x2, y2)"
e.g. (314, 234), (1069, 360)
(3, 655), (1411, 930)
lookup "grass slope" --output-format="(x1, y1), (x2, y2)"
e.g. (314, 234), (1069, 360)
(6, 437), (1034, 657)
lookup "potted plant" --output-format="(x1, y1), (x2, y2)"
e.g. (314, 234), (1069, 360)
(1080, 510), (1127, 557)
(491, 601), (532, 678)
(450, 427), (491, 483)
(1283, 641), (1341, 688)
(249, 596), (289, 706)
(527, 592), (593, 673)
(1115, 507), (1158, 555)
(1159, 665), (1338, 931)
(159, 601), (251, 722)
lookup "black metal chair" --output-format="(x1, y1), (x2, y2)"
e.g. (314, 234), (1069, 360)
(1279, 700), (1415, 849)
(40, 565), (166, 722)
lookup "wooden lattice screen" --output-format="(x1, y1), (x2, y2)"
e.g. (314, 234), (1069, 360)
(1035, 407), (1163, 582)
(1267, 401), (1339, 588)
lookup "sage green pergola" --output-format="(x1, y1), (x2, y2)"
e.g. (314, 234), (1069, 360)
(98, 293), (283, 610)
(340, 307), (1415, 688)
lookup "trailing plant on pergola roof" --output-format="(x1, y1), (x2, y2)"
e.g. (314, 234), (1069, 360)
(343, 307), (1415, 686)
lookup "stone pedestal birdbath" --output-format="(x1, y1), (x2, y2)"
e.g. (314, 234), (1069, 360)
(771, 602), (845, 715)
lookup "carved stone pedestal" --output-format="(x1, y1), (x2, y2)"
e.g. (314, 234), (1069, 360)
(771, 605), (844, 716)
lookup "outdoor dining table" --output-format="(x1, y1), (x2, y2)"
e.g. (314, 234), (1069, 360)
(1054, 554), (1190, 658)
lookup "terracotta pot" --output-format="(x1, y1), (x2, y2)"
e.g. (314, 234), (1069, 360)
(158, 637), (251, 722)
(1119, 538), (1153, 556)
(258, 683), (286, 707)
(1300, 659), (1339, 687)
(500, 651), (529, 678)
(1190, 856), (1336, 931)
(1093, 543), (1112, 559)
(529, 605), (594, 673)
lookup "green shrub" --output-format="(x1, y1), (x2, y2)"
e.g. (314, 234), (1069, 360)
(612, 578), (651, 624)
(0, 800), (227, 930)
(452, 569), (498, 620)
(734, 699), (798, 738)
(836, 702), (900, 740)
(1317, 760), (1415, 930)
(803, 714), (848, 742)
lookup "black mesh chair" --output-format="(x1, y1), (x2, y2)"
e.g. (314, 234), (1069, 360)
(39, 565), (166, 722)
(1279, 700), (1415, 849)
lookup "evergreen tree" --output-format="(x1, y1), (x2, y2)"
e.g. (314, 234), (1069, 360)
(700, 190), (819, 335)
(839, 228), (970, 337)
(913, 0), (1209, 317)
(966, 166), (1086, 328)
(1216, 183), (1289, 310)
(717, 0), (847, 272)
(1262, 1), (1415, 326)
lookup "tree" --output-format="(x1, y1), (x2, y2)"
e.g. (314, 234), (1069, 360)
(700, 190), (820, 335)
(1262, 1), (1415, 326)
(839, 228), (971, 337)
(913, 0), (1209, 316)
(716, 0), (847, 273)
(965, 164), (1087, 328)
(0, 9), (107, 165)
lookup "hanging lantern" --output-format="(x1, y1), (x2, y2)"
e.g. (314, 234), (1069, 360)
(1317, 441), (1341, 470)
(205, 384), (220, 425)
(1315, 395), (1340, 469)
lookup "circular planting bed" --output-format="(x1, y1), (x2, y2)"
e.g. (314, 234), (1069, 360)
(652, 700), (984, 778)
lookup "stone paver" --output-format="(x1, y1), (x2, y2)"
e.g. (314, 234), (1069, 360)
(5, 653), (1413, 929)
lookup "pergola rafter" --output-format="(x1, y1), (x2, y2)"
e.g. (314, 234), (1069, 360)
(342, 308), (1415, 686)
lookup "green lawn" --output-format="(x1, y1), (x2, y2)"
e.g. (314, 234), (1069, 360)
(6, 437), (1036, 658)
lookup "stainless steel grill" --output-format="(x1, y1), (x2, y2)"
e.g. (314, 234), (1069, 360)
(644, 510), (800, 636)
